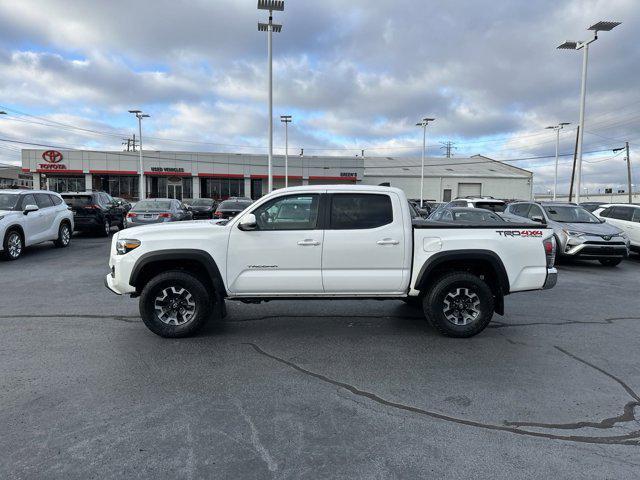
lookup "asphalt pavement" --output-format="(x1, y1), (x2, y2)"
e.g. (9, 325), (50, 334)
(1, 232), (640, 479)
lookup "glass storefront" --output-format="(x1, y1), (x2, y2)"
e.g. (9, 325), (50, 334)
(47, 176), (85, 193)
(92, 175), (139, 201)
(147, 176), (192, 200)
(200, 177), (245, 200)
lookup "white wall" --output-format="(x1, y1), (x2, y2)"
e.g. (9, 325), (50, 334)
(362, 175), (532, 201)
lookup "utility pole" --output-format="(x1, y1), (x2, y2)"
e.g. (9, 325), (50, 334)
(280, 115), (291, 188)
(545, 122), (570, 200)
(613, 142), (632, 203)
(416, 117), (435, 208)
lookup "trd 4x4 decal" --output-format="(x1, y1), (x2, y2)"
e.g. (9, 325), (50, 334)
(496, 230), (543, 237)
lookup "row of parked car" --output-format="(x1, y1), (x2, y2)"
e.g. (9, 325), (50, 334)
(0, 188), (254, 261)
(415, 196), (639, 266)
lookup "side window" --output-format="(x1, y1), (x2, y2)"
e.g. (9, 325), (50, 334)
(441, 210), (453, 222)
(511, 203), (531, 217)
(633, 208), (640, 223)
(451, 200), (467, 207)
(611, 206), (634, 221)
(329, 194), (393, 230)
(50, 194), (63, 206)
(100, 193), (112, 205)
(599, 207), (612, 218)
(253, 194), (320, 230)
(35, 193), (54, 208)
(527, 205), (544, 220)
(21, 194), (36, 209)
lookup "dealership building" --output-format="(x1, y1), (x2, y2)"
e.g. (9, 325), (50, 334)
(21, 149), (533, 202)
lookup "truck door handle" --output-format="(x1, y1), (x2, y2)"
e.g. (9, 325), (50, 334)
(297, 239), (320, 246)
(377, 238), (399, 245)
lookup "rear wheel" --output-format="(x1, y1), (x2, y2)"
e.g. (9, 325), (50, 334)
(139, 270), (212, 338)
(599, 258), (623, 267)
(2, 229), (23, 261)
(423, 272), (495, 338)
(53, 222), (71, 248)
(99, 218), (110, 237)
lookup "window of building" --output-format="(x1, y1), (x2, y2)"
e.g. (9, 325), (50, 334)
(253, 194), (320, 230)
(201, 178), (245, 200)
(442, 189), (452, 202)
(48, 176), (85, 193)
(329, 194), (393, 230)
(93, 175), (139, 200)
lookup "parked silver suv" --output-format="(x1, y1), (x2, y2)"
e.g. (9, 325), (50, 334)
(0, 189), (74, 261)
(503, 201), (629, 266)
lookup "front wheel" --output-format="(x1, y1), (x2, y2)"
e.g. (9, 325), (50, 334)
(2, 230), (23, 261)
(599, 258), (623, 267)
(139, 270), (212, 338)
(423, 272), (495, 338)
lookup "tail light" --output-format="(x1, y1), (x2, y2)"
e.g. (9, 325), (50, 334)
(214, 211), (224, 217)
(543, 237), (556, 268)
(127, 212), (137, 218)
(158, 213), (171, 218)
(84, 204), (100, 210)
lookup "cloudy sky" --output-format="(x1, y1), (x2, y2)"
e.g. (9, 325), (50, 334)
(0, 0), (638, 194)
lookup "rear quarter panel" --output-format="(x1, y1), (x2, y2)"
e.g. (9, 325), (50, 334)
(412, 226), (553, 293)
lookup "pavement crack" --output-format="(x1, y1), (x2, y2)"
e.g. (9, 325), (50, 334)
(245, 342), (640, 446)
(489, 317), (640, 329)
(0, 314), (140, 323)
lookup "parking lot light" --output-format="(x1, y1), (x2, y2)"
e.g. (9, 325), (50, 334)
(128, 110), (150, 200)
(545, 122), (571, 200)
(557, 20), (621, 204)
(416, 117), (435, 208)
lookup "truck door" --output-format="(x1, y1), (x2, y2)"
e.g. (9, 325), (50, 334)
(226, 193), (324, 294)
(321, 192), (407, 294)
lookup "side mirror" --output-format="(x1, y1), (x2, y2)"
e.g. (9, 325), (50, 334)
(238, 213), (257, 231)
(23, 204), (39, 215)
(531, 215), (544, 223)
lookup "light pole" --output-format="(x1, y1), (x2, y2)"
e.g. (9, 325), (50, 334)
(557, 20), (621, 204)
(258, 0), (284, 193)
(128, 110), (150, 200)
(545, 122), (570, 200)
(280, 115), (291, 188)
(613, 142), (632, 203)
(416, 117), (435, 207)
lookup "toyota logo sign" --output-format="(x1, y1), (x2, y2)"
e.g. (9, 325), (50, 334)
(42, 150), (63, 163)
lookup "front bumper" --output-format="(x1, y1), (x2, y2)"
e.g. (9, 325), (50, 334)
(562, 240), (628, 258)
(543, 268), (558, 289)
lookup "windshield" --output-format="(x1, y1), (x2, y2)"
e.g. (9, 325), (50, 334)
(0, 193), (19, 210)
(543, 205), (599, 223)
(133, 200), (173, 211)
(475, 202), (506, 213)
(62, 195), (93, 207)
(219, 200), (251, 210)
(191, 199), (214, 206)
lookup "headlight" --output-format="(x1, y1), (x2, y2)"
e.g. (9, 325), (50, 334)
(116, 238), (141, 255)
(563, 229), (585, 238)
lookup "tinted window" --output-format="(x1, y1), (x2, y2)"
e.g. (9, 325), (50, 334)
(20, 194), (36, 209)
(35, 193), (54, 208)
(253, 194), (319, 230)
(133, 200), (173, 211)
(450, 201), (467, 207)
(610, 206), (634, 221)
(510, 203), (531, 217)
(599, 207), (613, 217)
(452, 210), (503, 222)
(633, 208), (640, 223)
(527, 204), (544, 220)
(62, 195), (93, 207)
(476, 202), (506, 213)
(330, 194), (393, 229)
(219, 200), (252, 210)
(50, 194), (63, 206)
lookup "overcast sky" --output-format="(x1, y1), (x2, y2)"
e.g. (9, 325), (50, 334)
(0, 0), (638, 194)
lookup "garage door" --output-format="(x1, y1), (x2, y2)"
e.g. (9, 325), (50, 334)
(457, 182), (481, 197)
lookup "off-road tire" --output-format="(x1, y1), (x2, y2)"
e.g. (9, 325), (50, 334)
(423, 272), (495, 338)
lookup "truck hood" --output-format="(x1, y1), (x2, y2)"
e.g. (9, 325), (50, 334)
(555, 220), (623, 235)
(116, 220), (229, 239)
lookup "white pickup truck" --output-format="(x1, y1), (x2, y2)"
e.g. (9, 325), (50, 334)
(106, 185), (557, 338)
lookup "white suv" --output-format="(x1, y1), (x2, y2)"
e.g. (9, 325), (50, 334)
(0, 189), (74, 261)
(446, 197), (507, 212)
(594, 204), (640, 253)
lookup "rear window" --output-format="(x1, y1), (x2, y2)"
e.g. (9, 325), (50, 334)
(63, 195), (93, 207)
(330, 194), (393, 229)
(133, 200), (173, 211)
(191, 199), (215, 206)
(475, 202), (506, 212)
(218, 200), (251, 209)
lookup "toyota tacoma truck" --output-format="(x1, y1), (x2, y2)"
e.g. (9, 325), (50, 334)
(105, 186), (557, 338)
